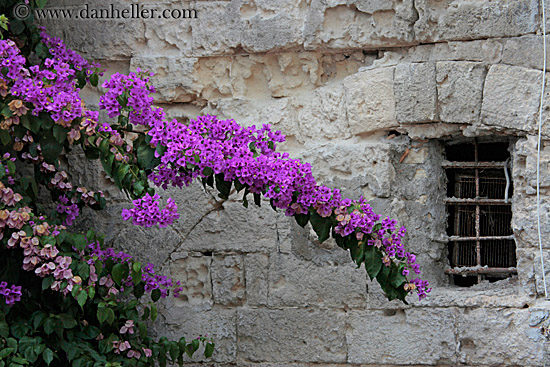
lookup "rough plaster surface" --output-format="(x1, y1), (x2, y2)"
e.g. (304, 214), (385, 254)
(50, 0), (550, 365)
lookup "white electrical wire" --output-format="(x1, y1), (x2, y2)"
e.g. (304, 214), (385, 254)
(538, 0), (548, 299)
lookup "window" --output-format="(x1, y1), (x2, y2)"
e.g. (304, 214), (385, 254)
(443, 140), (516, 287)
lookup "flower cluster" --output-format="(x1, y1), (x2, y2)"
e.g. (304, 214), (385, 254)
(40, 28), (101, 79)
(56, 195), (80, 226)
(121, 193), (179, 228)
(98, 68), (157, 126)
(87, 242), (183, 298)
(6, 39), (84, 124)
(0, 281), (22, 306)
(0, 40), (26, 80)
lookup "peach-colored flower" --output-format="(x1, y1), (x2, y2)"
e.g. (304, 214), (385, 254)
(8, 99), (29, 116)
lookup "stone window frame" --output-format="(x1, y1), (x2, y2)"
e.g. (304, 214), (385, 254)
(443, 139), (518, 286)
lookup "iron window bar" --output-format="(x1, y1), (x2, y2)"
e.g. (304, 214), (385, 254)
(445, 198), (510, 205)
(445, 140), (516, 284)
(447, 235), (515, 241)
(445, 267), (517, 276)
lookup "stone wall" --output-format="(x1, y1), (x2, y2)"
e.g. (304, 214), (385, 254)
(41, 0), (550, 365)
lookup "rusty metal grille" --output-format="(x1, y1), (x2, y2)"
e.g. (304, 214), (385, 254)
(444, 140), (517, 286)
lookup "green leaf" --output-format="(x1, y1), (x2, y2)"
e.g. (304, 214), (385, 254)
(133, 181), (145, 196)
(137, 143), (156, 170)
(390, 265), (407, 288)
(10, 323), (29, 338)
(77, 325), (100, 340)
(90, 73), (99, 87)
(191, 339), (199, 351)
(6, 338), (16, 349)
(376, 262), (390, 284)
(0, 348), (13, 358)
(77, 262), (90, 280)
(73, 234), (87, 252)
(309, 211), (332, 243)
(215, 174), (231, 200)
(100, 153), (115, 176)
(32, 312), (46, 329)
(204, 343), (214, 358)
(0, 320), (8, 338)
(0, 130), (10, 145)
(43, 318), (56, 335)
(294, 213), (310, 228)
(36, 0), (48, 8)
(364, 245), (383, 280)
(24, 346), (38, 363)
(116, 164), (130, 186)
(133, 282), (145, 299)
(169, 343), (179, 361)
(34, 42), (47, 58)
(42, 348), (54, 366)
(150, 304), (158, 322)
(203, 166), (213, 178)
(9, 19), (25, 35)
(77, 291), (88, 308)
(151, 289), (161, 303)
(184, 344), (194, 358)
(87, 287), (95, 299)
(137, 322), (147, 339)
(6, 161), (15, 175)
(142, 307), (150, 321)
(96, 308), (115, 325)
(111, 263), (128, 286)
(52, 125), (67, 143)
(253, 193), (261, 207)
(42, 277), (54, 291)
(98, 138), (109, 155)
(41, 135), (63, 163)
(59, 314), (77, 329)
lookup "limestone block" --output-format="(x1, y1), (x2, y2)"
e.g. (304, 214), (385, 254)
(162, 306), (237, 363)
(169, 253), (212, 307)
(436, 61), (486, 124)
(130, 56), (198, 103)
(190, 2), (304, 56)
(244, 253), (269, 306)
(267, 253), (367, 308)
(480, 65), (542, 134)
(456, 308), (544, 366)
(141, 4), (194, 56)
(513, 195), (550, 249)
(305, 0), (417, 49)
(176, 199), (278, 253)
(406, 283), (531, 309)
(344, 67), (398, 134)
(300, 139), (395, 197)
(237, 308), (347, 363)
(407, 39), (503, 64)
(516, 248), (537, 296)
(394, 62), (437, 123)
(211, 253), (245, 306)
(294, 83), (351, 143)
(414, 0), (538, 43)
(38, 1), (146, 60)
(241, 13), (305, 53)
(346, 308), (457, 364)
(513, 136), (550, 191)
(502, 35), (550, 71)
